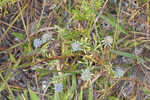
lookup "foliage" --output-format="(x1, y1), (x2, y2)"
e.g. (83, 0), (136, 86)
(0, 0), (150, 100)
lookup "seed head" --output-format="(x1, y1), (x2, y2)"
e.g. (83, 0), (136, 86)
(33, 38), (43, 48)
(71, 41), (81, 52)
(42, 81), (48, 90)
(54, 83), (63, 93)
(81, 69), (92, 81)
(101, 36), (113, 48)
(41, 33), (53, 43)
(113, 67), (125, 78)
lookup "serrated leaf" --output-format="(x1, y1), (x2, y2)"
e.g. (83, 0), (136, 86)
(29, 88), (40, 100)
(11, 32), (25, 40)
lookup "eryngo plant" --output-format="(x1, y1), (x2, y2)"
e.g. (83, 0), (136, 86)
(41, 33), (53, 43)
(81, 69), (92, 81)
(101, 36), (113, 48)
(33, 38), (43, 48)
(33, 33), (53, 48)
(113, 67), (125, 78)
(42, 81), (48, 90)
(71, 41), (81, 52)
(54, 83), (63, 93)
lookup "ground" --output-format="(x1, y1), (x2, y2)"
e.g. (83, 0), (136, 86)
(0, 0), (150, 100)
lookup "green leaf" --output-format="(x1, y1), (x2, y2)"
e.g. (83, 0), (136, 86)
(15, 94), (23, 100)
(95, 11), (128, 35)
(108, 96), (121, 100)
(88, 82), (93, 100)
(143, 87), (150, 96)
(24, 42), (32, 53)
(11, 32), (25, 40)
(9, 52), (16, 63)
(72, 74), (77, 92)
(23, 48), (40, 57)
(111, 50), (145, 63)
(0, 72), (14, 93)
(29, 88), (40, 100)
(79, 88), (83, 100)
(37, 69), (51, 77)
(23, 90), (29, 100)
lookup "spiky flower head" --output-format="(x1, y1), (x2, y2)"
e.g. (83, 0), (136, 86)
(71, 41), (81, 52)
(134, 47), (143, 55)
(41, 33), (53, 43)
(42, 81), (48, 90)
(113, 67), (125, 78)
(101, 36), (113, 48)
(33, 38), (43, 48)
(54, 83), (63, 93)
(81, 69), (92, 81)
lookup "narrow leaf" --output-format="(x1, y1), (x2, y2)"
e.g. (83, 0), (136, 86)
(11, 32), (25, 40)
(9, 52), (16, 63)
(95, 11), (128, 35)
(111, 50), (145, 63)
(29, 88), (40, 100)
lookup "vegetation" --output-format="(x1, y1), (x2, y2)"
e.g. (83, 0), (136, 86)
(0, 0), (150, 100)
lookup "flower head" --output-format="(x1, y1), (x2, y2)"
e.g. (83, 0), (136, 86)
(101, 36), (113, 48)
(54, 83), (63, 93)
(33, 38), (43, 48)
(81, 69), (92, 81)
(71, 41), (81, 52)
(134, 47), (143, 55)
(113, 67), (125, 78)
(31, 64), (42, 70)
(42, 81), (48, 90)
(41, 33), (53, 43)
